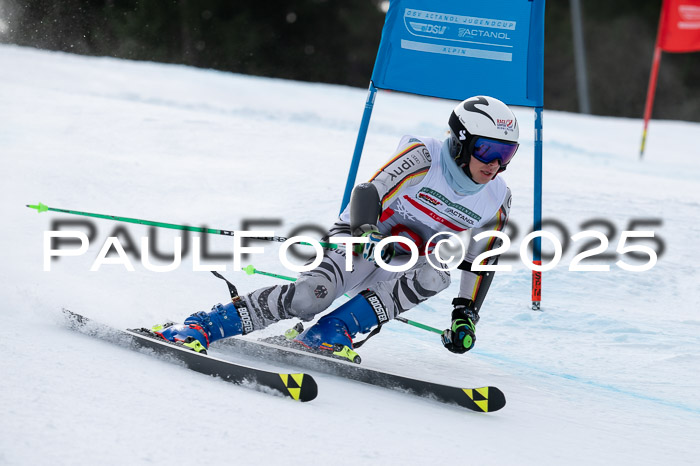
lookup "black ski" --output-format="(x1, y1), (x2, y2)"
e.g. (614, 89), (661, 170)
(62, 309), (318, 402)
(215, 337), (505, 413)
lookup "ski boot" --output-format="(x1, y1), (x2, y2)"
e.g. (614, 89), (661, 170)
(291, 292), (387, 364)
(150, 322), (210, 354)
(150, 301), (248, 354)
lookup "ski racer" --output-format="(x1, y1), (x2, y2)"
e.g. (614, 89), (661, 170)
(153, 95), (519, 361)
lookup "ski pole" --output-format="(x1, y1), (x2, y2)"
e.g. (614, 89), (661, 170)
(26, 202), (339, 249)
(394, 316), (443, 334)
(243, 264), (444, 335)
(242, 265), (296, 282)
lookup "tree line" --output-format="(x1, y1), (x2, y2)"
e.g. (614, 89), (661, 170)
(2, 0), (698, 121)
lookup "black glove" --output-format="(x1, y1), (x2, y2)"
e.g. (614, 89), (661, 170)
(352, 224), (395, 264)
(441, 298), (479, 354)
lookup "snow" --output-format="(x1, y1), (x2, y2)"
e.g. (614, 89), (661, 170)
(1, 44), (699, 465)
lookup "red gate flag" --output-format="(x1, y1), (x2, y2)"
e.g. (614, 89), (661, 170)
(658, 0), (700, 52)
(641, 0), (700, 157)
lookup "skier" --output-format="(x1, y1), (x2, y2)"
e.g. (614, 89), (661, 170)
(152, 95), (519, 361)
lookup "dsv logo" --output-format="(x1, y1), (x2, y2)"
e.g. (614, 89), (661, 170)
(411, 23), (447, 35)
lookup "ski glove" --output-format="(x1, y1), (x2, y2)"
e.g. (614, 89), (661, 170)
(441, 298), (480, 354)
(352, 224), (395, 264)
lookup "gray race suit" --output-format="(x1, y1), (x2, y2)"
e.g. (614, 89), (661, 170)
(236, 136), (511, 333)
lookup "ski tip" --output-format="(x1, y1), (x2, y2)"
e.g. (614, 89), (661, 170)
(462, 386), (506, 412)
(27, 202), (48, 213)
(242, 265), (256, 276)
(279, 373), (318, 402)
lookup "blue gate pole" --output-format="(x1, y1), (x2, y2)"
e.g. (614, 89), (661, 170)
(339, 82), (378, 214)
(532, 106), (543, 310)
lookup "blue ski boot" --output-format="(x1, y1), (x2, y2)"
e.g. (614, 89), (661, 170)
(151, 322), (210, 353)
(152, 300), (249, 354)
(293, 292), (388, 364)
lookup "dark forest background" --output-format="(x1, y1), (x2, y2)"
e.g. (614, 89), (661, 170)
(1, 0), (698, 121)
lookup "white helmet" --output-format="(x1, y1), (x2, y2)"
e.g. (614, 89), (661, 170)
(448, 95), (519, 176)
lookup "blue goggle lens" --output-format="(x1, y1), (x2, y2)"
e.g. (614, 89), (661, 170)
(471, 137), (519, 167)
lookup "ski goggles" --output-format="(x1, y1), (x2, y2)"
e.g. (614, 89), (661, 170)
(469, 137), (519, 170)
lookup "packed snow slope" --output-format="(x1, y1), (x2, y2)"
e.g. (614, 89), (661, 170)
(1, 45), (699, 465)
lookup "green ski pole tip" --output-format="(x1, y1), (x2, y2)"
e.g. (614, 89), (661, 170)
(242, 265), (256, 275)
(27, 202), (48, 213)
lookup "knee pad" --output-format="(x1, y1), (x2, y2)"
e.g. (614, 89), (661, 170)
(288, 277), (336, 321)
(414, 264), (451, 294)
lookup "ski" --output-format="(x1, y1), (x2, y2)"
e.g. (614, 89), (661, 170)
(62, 309), (318, 402)
(215, 336), (506, 413)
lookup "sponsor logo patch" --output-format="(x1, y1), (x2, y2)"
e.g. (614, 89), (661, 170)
(314, 285), (328, 299)
(445, 207), (476, 225)
(416, 188), (482, 225)
(363, 292), (389, 324)
(463, 97), (494, 125)
(418, 192), (441, 206)
(388, 156), (418, 182)
(235, 301), (254, 334)
(497, 118), (516, 134)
